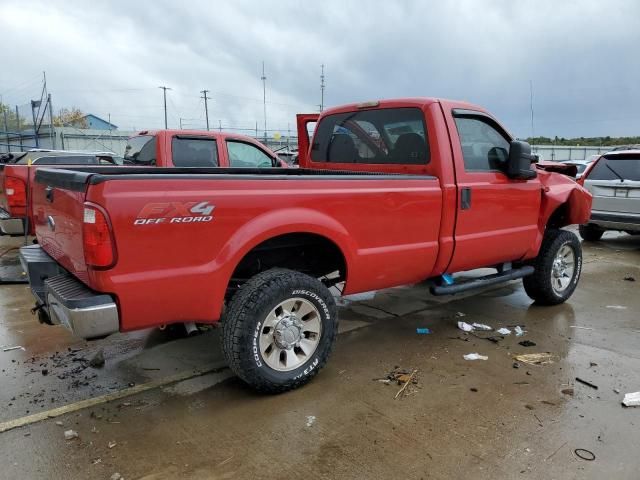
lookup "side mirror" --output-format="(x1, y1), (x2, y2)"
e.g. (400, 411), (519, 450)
(506, 140), (537, 180)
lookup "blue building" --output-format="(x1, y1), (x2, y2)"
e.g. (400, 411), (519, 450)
(71, 114), (118, 130)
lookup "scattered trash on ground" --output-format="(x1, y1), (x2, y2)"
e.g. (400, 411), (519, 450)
(471, 323), (492, 331)
(463, 353), (488, 361)
(374, 368), (419, 388)
(575, 377), (598, 390)
(623, 276), (636, 282)
(570, 325), (594, 330)
(622, 392), (640, 407)
(456, 312), (466, 317)
(2, 345), (24, 352)
(89, 349), (105, 368)
(561, 388), (574, 396)
(305, 415), (316, 427)
(589, 362), (598, 367)
(518, 340), (537, 347)
(606, 305), (627, 310)
(514, 326), (526, 337)
(458, 321), (474, 332)
(394, 369), (418, 399)
(108, 440), (117, 449)
(110, 473), (122, 480)
(574, 448), (596, 461)
(497, 327), (511, 335)
(55, 421), (63, 427)
(416, 328), (432, 334)
(513, 353), (557, 366)
(64, 430), (78, 440)
(470, 387), (478, 392)
(513, 362), (520, 369)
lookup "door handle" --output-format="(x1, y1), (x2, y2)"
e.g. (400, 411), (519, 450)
(461, 187), (472, 210)
(45, 186), (54, 203)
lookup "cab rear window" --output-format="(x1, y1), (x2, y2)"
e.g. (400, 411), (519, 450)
(311, 107), (429, 165)
(587, 156), (640, 181)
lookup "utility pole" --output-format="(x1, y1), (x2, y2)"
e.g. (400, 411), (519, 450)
(218, 120), (222, 132)
(261, 61), (267, 141)
(529, 80), (534, 146)
(47, 93), (55, 149)
(320, 64), (325, 112)
(30, 100), (40, 148)
(179, 117), (183, 130)
(3, 104), (9, 152)
(200, 89), (210, 131)
(159, 86), (172, 129)
(16, 105), (22, 151)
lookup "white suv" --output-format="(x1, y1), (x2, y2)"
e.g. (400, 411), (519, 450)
(579, 150), (640, 240)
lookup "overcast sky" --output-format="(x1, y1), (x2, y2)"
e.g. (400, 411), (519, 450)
(1, 0), (639, 138)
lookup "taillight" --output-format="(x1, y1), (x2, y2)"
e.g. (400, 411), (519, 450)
(5, 177), (26, 209)
(83, 204), (115, 268)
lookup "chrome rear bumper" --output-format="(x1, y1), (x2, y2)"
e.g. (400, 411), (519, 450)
(19, 245), (119, 339)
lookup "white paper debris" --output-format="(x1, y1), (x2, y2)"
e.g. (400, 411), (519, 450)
(456, 312), (466, 317)
(463, 353), (488, 361)
(458, 321), (474, 332)
(110, 473), (122, 480)
(622, 392), (640, 407)
(606, 305), (627, 310)
(2, 346), (24, 352)
(497, 327), (511, 335)
(514, 326), (526, 337)
(108, 441), (117, 449)
(64, 430), (78, 440)
(472, 323), (492, 331)
(306, 415), (316, 427)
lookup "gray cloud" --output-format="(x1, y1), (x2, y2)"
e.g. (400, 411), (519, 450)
(1, 0), (639, 137)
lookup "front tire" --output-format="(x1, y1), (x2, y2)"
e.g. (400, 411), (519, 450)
(579, 224), (604, 241)
(222, 268), (338, 393)
(523, 229), (582, 305)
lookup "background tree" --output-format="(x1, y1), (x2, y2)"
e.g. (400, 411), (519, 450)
(0, 102), (27, 132)
(53, 107), (87, 128)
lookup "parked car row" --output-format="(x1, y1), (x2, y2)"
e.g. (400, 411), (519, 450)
(0, 130), (284, 236)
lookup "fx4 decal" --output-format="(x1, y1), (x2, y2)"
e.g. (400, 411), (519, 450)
(134, 201), (215, 225)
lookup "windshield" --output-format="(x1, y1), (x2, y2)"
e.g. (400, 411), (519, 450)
(124, 135), (157, 164)
(587, 156), (640, 181)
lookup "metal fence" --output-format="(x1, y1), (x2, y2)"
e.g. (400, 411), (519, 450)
(531, 145), (611, 161)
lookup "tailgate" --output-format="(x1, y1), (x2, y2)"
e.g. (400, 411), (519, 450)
(31, 169), (90, 283)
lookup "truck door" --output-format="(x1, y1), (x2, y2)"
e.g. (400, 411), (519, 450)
(296, 113), (319, 168)
(445, 108), (541, 272)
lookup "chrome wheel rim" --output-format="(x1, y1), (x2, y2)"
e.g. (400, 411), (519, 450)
(551, 244), (575, 294)
(258, 297), (322, 372)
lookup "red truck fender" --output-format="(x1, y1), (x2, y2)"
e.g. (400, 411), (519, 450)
(524, 170), (592, 259)
(210, 207), (355, 318)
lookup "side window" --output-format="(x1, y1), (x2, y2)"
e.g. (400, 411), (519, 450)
(454, 116), (511, 172)
(311, 107), (429, 165)
(124, 135), (157, 165)
(172, 138), (218, 167)
(227, 141), (274, 168)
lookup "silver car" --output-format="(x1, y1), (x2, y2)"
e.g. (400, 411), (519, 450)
(579, 150), (640, 240)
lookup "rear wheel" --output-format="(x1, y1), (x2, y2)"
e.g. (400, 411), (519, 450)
(523, 229), (582, 305)
(222, 268), (337, 393)
(578, 224), (604, 241)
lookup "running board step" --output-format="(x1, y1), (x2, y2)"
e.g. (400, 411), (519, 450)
(430, 266), (535, 296)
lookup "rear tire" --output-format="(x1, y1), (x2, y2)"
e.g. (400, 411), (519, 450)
(523, 229), (582, 305)
(222, 268), (337, 393)
(578, 224), (604, 241)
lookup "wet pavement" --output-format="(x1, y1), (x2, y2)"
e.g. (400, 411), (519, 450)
(0, 231), (639, 479)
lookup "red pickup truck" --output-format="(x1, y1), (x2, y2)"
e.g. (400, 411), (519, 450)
(0, 130), (283, 236)
(20, 98), (591, 393)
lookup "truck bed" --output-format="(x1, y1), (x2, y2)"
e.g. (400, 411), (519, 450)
(31, 166), (443, 331)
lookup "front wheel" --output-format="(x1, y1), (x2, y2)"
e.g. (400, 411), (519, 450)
(222, 268), (338, 393)
(523, 229), (582, 305)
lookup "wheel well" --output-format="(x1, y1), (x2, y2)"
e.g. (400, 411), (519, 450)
(227, 233), (347, 298)
(547, 203), (569, 229)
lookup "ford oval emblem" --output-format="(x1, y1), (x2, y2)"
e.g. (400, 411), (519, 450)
(47, 215), (56, 231)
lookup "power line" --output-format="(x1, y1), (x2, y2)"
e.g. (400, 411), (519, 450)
(158, 86), (172, 129)
(261, 61), (267, 141)
(200, 89), (210, 131)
